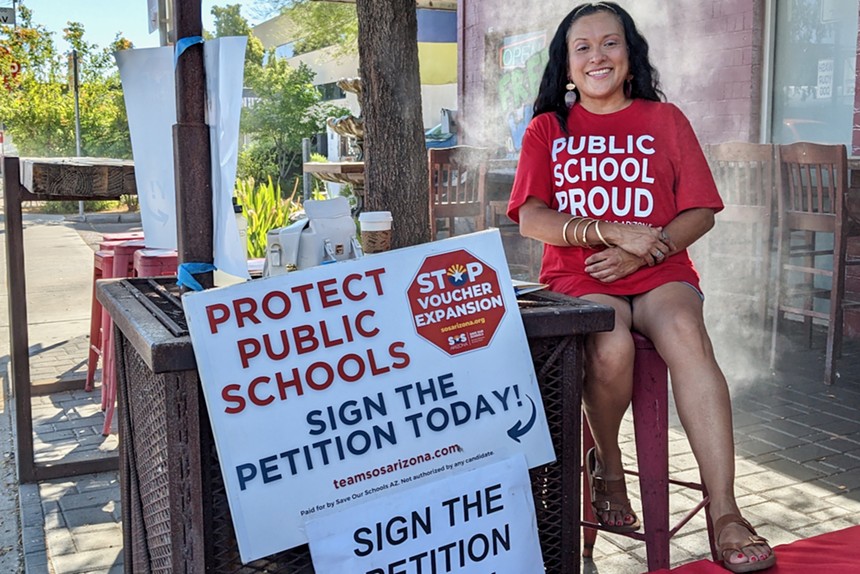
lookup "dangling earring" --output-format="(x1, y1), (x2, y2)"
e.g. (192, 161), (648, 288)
(565, 82), (577, 108)
(624, 77), (633, 99)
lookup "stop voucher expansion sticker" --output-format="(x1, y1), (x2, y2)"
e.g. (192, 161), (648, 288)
(407, 249), (507, 355)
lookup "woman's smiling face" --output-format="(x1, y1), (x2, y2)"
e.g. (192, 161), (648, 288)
(567, 10), (630, 112)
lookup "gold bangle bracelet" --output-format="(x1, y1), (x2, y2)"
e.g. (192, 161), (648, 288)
(594, 220), (612, 247)
(561, 216), (577, 246)
(570, 219), (585, 246)
(580, 219), (595, 246)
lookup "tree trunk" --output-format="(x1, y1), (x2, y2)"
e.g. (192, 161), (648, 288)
(355, 0), (429, 247)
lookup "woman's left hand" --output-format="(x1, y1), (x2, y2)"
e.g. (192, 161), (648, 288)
(585, 247), (646, 283)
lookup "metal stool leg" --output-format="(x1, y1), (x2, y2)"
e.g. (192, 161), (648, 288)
(581, 333), (712, 570)
(631, 336), (671, 572)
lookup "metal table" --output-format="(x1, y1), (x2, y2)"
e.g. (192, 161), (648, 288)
(3, 155), (135, 482)
(98, 278), (612, 573)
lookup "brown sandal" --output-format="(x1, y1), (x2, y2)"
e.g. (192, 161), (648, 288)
(714, 514), (776, 573)
(586, 447), (641, 533)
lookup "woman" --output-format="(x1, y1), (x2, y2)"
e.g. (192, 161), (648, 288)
(506, 3), (776, 572)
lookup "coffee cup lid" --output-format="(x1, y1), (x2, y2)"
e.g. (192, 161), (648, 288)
(359, 211), (393, 223)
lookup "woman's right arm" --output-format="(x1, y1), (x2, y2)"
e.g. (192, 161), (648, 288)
(518, 197), (672, 266)
(518, 197), (577, 246)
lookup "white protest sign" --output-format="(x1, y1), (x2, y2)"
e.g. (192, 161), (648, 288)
(116, 46), (177, 249)
(305, 455), (544, 573)
(116, 39), (249, 278)
(182, 230), (556, 562)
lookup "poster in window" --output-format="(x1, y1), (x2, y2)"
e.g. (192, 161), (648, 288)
(497, 31), (547, 157)
(817, 58), (833, 99)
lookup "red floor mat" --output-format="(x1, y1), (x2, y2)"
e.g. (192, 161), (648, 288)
(650, 526), (860, 573)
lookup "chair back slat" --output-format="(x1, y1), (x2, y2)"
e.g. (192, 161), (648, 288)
(778, 142), (846, 218)
(428, 146), (490, 239)
(705, 142), (775, 209)
(771, 141), (853, 386)
(700, 142), (777, 356)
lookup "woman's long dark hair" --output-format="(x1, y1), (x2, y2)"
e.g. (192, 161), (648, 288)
(533, 2), (664, 131)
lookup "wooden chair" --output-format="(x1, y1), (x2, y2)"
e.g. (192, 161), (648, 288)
(428, 146), (489, 239)
(770, 142), (860, 385)
(700, 143), (776, 354)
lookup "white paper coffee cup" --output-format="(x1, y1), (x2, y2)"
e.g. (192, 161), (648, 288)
(359, 211), (393, 253)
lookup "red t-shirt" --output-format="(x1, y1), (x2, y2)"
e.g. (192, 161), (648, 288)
(507, 99), (723, 297)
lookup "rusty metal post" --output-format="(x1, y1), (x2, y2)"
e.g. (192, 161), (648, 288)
(3, 156), (35, 483)
(172, 0), (213, 290)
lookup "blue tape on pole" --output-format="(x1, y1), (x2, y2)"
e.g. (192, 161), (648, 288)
(174, 35), (205, 67)
(177, 262), (216, 292)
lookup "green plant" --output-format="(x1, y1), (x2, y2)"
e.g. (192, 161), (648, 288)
(33, 199), (119, 214)
(120, 194), (139, 212)
(235, 176), (304, 258)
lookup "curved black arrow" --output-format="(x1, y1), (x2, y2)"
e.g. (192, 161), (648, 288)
(507, 395), (537, 443)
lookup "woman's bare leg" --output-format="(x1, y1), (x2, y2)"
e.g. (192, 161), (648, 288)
(581, 293), (637, 527)
(631, 282), (772, 566)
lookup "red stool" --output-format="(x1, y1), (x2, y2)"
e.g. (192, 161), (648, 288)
(86, 250), (115, 392)
(133, 248), (178, 277)
(100, 240), (147, 435)
(112, 240), (146, 279)
(100, 231), (144, 242)
(582, 332), (716, 572)
(87, 239), (144, 391)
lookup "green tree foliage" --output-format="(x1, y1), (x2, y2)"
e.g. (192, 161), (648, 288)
(241, 56), (345, 189)
(210, 3), (347, 192)
(258, 0), (357, 56)
(0, 4), (132, 158)
(210, 4), (264, 85)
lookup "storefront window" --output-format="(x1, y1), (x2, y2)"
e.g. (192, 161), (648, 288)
(497, 31), (547, 157)
(771, 0), (859, 145)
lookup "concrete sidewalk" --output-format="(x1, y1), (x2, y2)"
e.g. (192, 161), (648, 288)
(1, 212), (859, 573)
(0, 211), (139, 574)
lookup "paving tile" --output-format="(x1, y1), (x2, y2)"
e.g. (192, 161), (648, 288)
(776, 442), (840, 464)
(20, 502), (43, 528)
(735, 437), (781, 457)
(21, 524), (45, 552)
(794, 519), (860, 540)
(57, 489), (120, 513)
(41, 509), (66, 531)
(23, 550), (49, 574)
(821, 470), (860, 491)
(70, 523), (123, 552)
(61, 506), (118, 529)
(760, 457), (828, 482)
(50, 547), (123, 574)
(735, 470), (799, 494)
(732, 411), (767, 428)
(825, 492), (860, 514)
(581, 550), (644, 574)
(747, 427), (808, 449)
(811, 452), (860, 471)
(815, 418), (860, 435)
(45, 527), (78, 556)
(762, 417), (818, 438)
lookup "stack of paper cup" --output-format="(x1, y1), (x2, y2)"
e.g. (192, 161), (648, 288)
(359, 211), (393, 253)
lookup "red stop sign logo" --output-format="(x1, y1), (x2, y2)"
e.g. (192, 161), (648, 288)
(407, 249), (507, 355)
